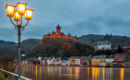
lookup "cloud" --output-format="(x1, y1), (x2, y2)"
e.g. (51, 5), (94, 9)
(0, 0), (130, 41)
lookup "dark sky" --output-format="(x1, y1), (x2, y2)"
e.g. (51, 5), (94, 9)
(0, 0), (130, 41)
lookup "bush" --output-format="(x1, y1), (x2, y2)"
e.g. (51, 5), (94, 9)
(0, 71), (6, 80)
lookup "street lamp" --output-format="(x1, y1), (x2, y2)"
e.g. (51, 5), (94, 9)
(5, 2), (33, 80)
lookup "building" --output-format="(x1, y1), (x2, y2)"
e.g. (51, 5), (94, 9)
(54, 57), (61, 65)
(105, 58), (114, 67)
(91, 58), (100, 66)
(69, 58), (80, 66)
(41, 25), (77, 44)
(80, 57), (91, 66)
(112, 53), (129, 67)
(94, 40), (111, 51)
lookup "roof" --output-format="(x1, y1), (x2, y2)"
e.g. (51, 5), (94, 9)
(95, 40), (111, 45)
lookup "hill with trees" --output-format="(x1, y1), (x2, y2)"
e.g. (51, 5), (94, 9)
(78, 34), (130, 48)
(0, 38), (40, 56)
(0, 40), (16, 47)
(30, 38), (94, 57)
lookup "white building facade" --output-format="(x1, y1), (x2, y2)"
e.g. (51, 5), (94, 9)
(94, 40), (111, 51)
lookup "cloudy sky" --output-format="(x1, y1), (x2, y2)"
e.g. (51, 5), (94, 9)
(0, 0), (130, 41)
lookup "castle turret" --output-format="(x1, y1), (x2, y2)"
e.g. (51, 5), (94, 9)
(56, 25), (61, 33)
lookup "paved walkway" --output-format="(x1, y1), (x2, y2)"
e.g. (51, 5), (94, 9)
(0, 69), (32, 80)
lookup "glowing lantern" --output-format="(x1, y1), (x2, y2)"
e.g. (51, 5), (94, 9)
(24, 9), (33, 20)
(16, 2), (26, 15)
(13, 11), (21, 21)
(5, 4), (15, 17)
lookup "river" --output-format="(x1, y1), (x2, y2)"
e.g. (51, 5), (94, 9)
(20, 64), (130, 80)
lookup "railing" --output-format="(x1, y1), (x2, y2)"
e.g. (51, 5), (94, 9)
(0, 68), (32, 80)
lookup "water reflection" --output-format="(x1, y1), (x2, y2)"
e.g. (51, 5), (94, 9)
(88, 67), (90, 80)
(39, 66), (42, 79)
(92, 67), (100, 80)
(20, 65), (127, 80)
(59, 67), (61, 79)
(44, 67), (48, 80)
(69, 67), (72, 80)
(120, 68), (124, 80)
(51, 67), (54, 80)
(75, 67), (79, 80)
(35, 65), (38, 80)
(102, 67), (105, 80)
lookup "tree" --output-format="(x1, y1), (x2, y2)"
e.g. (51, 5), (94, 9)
(30, 38), (94, 57)
(117, 46), (123, 53)
(0, 55), (16, 72)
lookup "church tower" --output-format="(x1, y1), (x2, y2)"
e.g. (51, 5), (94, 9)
(56, 25), (61, 33)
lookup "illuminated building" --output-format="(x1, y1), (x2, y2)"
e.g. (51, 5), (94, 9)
(69, 58), (80, 66)
(41, 25), (77, 44)
(91, 58), (100, 66)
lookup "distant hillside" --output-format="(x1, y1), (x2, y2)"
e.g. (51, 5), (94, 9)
(0, 40), (16, 47)
(0, 45), (17, 56)
(0, 40), (16, 56)
(78, 34), (130, 47)
(30, 38), (94, 57)
(21, 38), (41, 50)
(0, 38), (41, 56)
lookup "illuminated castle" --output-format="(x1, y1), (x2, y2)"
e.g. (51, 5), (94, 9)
(42, 25), (77, 40)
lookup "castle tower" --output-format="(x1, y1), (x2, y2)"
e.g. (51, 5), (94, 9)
(56, 25), (61, 33)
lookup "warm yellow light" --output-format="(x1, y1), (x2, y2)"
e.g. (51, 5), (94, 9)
(24, 9), (33, 20)
(16, 2), (26, 15)
(13, 11), (21, 21)
(5, 4), (15, 17)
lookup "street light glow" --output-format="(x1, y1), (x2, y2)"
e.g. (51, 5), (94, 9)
(16, 2), (26, 15)
(25, 9), (33, 20)
(5, 4), (15, 17)
(14, 11), (21, 21)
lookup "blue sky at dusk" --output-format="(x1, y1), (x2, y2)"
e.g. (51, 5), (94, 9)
(0, 0), (130, 41)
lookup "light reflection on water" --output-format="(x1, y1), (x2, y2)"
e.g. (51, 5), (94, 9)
(35, 65), (37, 80)
(92, 67), (100, 80)
(120, 68), (124, 80)
(75, 67), (79, 80)
(102, 67), (105, 80)
(20, 64), (130, 80)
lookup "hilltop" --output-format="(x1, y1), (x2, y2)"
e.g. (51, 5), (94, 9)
(78, 34), (130, 47)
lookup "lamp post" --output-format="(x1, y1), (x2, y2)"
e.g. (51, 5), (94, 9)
(5, 2), (33, 80)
